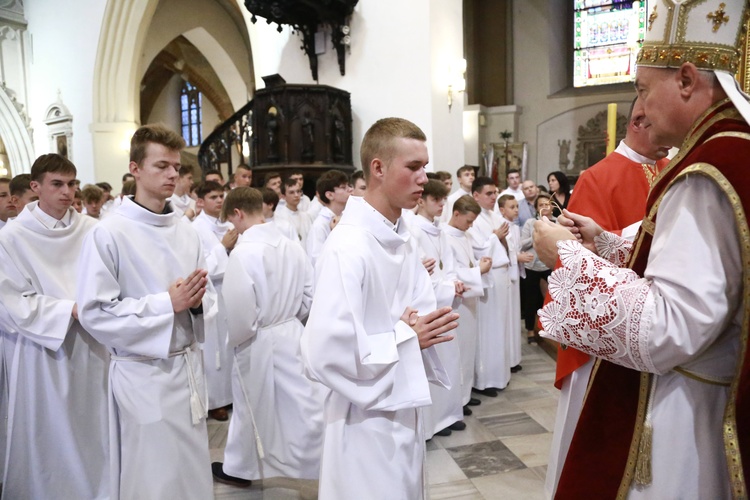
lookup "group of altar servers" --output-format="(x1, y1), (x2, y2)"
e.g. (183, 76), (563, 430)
(0, 119), (527, 500)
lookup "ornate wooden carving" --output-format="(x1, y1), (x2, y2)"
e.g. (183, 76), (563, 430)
(243, 0), (358, 81)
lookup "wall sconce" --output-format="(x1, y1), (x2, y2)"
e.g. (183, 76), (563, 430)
(0, 159), (7, 177)
(447, 58), (467, 111)
(121, 129), (136, 152)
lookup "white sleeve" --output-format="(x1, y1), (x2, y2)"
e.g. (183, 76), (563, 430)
(539, 176), (742, 375)
(0, 244), (74, 351)
(77, 226), (174, 358)
(301, 245), (439, 411)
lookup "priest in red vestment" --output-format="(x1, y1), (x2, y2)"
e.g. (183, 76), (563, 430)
(545, 97), (670, 497)
(536, 1), (750, 497)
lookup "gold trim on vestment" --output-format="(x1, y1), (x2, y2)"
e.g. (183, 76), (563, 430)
(629, 100), (737, 267)
(673, 366), (732, 386)
(616, 372), (652, 499)
(667, 163), (750, 500)
(704, 131), (750, 142)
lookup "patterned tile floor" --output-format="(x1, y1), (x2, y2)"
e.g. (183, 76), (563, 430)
(210, 341), (558, 499)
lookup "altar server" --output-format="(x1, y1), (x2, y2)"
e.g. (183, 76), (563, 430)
(301, 117), (458, 499)
(193, 181), (237, 421)
(0, 153), (109, 499)
(306, 169), (350, 266)
(78, 124), (215, 500)
(212, 187), (323, 485)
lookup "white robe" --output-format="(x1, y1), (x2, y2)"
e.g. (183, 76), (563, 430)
(274, 204), (313, 248)
(442, 224), (487, 405)
(410, 215), (479, 437)
(77, 196), (215, 500)
(306, 205), (335, 266)
(503, 216), (523, 368)
(301, 196), (449, 500)
(168, 192), (196, 219)
(0, 203), (109, 499)
(539, 176), (740, 499)
(468, 209), (513, 389)
(221, 222), (323, 480)
(192, 211), (234, 409)
(307, 195), (322, 219)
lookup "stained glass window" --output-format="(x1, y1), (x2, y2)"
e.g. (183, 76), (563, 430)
(180, 81), (202, 146)
(574, 1), (647, 87)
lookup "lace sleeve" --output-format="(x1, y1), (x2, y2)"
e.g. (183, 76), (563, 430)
(538, 240), (656, 373)
(594, 231), (632, 267)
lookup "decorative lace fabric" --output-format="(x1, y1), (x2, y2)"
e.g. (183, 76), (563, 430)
(594, 231), (633, 266)
(538, 240), (656, 372)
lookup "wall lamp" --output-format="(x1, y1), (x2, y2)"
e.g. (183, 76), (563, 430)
(448, 59), (467, 111)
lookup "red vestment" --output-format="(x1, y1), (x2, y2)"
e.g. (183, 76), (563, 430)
(553, 150), (669, 388)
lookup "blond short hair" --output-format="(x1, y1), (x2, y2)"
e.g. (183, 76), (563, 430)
(81, 184), (104, 204)
(453, 194), (481, 216)
(360, 118), (426, 180)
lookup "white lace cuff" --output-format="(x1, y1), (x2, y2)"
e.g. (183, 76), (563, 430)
(594, 231), (632, 267)
(538, 240), (656, 373)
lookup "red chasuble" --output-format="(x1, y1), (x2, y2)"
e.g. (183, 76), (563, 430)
(553, 151), (669, 388)
(557, 100), (750, 499)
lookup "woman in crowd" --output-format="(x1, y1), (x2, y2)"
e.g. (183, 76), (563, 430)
(546, 171), (570, 218)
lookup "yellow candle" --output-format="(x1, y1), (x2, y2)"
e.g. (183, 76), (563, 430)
(606, 103), (617, 155)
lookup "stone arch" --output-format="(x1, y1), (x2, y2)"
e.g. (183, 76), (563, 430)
(0, 83), (34, 174)
(92, 0), (254, 187)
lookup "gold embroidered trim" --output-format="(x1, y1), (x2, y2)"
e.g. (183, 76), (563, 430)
(641, 218), (656, 235)
(704, 131), (750, 142)
(668, 163), (749, 499)
(673, 366), (732, 386)
(628, 100), (738, 267)
(637, 43), (741, 73)
(616, 371), (652, 499)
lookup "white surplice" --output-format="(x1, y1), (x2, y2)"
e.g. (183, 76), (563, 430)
(409, 215), (473, 437)
(168, 192), (196, 219)
(306, 195), (322, 219)
(468, 208), (513, 389)
(274, 204), (313, 248)
(301, 196), (449, 500)
(0, 203), (109, 499)
(221, 222), (323, 480)
(306, 205), (335, 266)
(443, 224), (487, 405)
(503, 216), (523, 368)
(77, 196), (215, 500)
(539, 176), (740, 498)
(192, 211), (234, 409)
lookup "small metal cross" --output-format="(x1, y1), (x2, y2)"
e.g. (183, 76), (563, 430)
(648, 5), (658, 31)
(707, 3), (729, 32)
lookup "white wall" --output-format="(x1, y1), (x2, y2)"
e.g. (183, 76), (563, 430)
(247, 0), (464, 172)
(24, 0), (107, 182)
(512, 0), (635, 185)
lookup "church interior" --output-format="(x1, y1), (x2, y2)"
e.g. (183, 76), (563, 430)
(5, 1), (742, 499)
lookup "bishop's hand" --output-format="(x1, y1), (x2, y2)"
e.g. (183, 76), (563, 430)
(533, 218), (575, 268)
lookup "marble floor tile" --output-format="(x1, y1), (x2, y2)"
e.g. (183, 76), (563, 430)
(478, 412), (548, 439)
(432, 415), (498, 448)
(446, 440), (526, 478)
(427, 448), (469, 485)
(528, 465), (548, 482)
(429, 479), (485, 499)
(470, 468), (546, 500)
(499, 432), (553, 468)
(468, 396), (521, 419)
(524, 402), (558, 432)
(503, 386), (553, 405)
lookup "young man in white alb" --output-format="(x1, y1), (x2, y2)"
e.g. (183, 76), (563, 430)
(78, 124), (215, 500)
(302, 117), (458, 499)
(275, 176), (313, 247)
(440, 165), (475, 224)
(169, 165), (197, 219)
(306, 169), (350, 266)
(192, 180), (238, 422)
(212, 187), (323, 486)
(410, 180), (481, 438)
(0, 154), (109, 499)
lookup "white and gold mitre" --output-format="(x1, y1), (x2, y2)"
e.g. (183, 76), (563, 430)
(637, 0), (748, 74)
